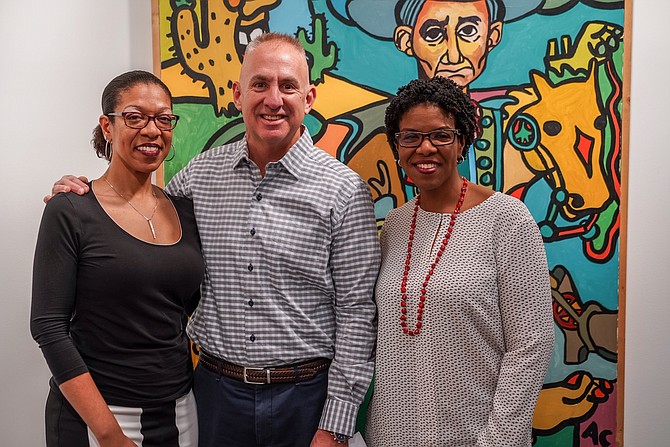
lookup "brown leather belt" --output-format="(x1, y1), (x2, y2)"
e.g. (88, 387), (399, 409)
(198, 351), (331, 385)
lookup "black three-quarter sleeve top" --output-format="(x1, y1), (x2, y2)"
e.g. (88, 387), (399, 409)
(31, 186), (205, 407)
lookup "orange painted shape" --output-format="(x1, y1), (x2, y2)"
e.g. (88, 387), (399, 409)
(161, 64), (209, 98)
(313, 74), (387, 120)
(316, 123), (350, 157)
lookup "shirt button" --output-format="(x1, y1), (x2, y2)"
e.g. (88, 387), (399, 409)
(248, 264), (253, 272)
(250, 228), (256, 236)
(250, 334), (256, 342)
(248, 299), (254, 307)
(256, 192), (262, 201)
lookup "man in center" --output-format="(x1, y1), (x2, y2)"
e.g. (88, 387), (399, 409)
(166, 33), (380, 446)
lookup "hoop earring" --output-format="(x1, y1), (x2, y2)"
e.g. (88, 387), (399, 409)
(457, 154), (465, 165)
(104, 140), (113, 160)
(166, 144), (176, 162)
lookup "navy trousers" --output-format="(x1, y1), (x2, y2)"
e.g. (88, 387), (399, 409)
(193, 363), (328, 447)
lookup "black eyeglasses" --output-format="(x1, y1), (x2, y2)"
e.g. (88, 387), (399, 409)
(395, 129), (460, 148)
(107, 111), (179, 131)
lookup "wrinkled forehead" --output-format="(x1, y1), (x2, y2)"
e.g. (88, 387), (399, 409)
(241, 41), (310, 82)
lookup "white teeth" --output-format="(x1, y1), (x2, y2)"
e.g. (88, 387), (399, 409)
(239, 31), (249, 45)
(137, 146), (160, 153)
(238, 28), (262, 47)
(416, 163), (437, 169)
(250, 28), (263, 40)
(262, 115), (282, 121)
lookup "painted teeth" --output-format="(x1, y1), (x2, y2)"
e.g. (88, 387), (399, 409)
(250, 28), (263, 40)
(238, 27), (263, 46)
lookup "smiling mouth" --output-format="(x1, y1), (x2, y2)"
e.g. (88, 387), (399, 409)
(415, 162), (438, 170)
(262, 114), (284, 122)
(136, 145), (161, 156)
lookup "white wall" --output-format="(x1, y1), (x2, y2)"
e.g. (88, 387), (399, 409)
(0, 1), (153, 445)
(623, 1), (670, 444)
(0, 1), (667, 446)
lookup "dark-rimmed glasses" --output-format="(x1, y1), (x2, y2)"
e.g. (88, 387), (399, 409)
(395, 129), (460, 148)
(107, 112), (179, 131)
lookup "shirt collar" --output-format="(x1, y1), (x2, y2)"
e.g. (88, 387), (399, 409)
(277, 127), (313, 181)
(232, 138), (251, 169)
(232, 126), (314, 181)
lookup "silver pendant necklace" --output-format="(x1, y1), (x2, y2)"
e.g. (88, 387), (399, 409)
(102, 176), (159, 239)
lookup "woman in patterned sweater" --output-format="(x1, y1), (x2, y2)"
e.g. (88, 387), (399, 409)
(365, 77), (554, 447)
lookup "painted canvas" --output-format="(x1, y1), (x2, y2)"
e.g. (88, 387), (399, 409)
(156, 0), (624, 445)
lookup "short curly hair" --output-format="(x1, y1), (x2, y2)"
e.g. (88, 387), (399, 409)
(385, 77), (478, 160)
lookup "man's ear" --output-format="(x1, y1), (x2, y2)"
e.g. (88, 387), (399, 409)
(394, 25), (414, 56)
(232, 81), (242, 112)
(488, 21), (503, 51)
(304, 85), (317, 115)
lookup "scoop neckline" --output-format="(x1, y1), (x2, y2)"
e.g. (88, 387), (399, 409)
(90, 181), (183, 247)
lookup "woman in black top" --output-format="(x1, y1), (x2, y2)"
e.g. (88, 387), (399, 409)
(31, 70), (205, 447)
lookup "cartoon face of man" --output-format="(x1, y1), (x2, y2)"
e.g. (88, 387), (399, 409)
(394, 0), (503, 87)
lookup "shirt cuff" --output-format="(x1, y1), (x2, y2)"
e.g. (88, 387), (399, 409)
(318, 398), (358, 437)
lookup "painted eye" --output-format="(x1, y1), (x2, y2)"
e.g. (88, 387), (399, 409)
(458, 24), (478, 41)
(420, 24), (444, 43)
(543, 120), (562, 136)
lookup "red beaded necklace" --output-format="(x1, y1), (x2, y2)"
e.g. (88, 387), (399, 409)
(400, 176), (468, 335)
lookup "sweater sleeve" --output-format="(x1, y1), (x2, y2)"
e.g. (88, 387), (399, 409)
(30, 194), (89, 385)
(477, 203), (555, 447)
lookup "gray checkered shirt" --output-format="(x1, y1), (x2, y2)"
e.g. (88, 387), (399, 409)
(166, 129), (380, 436)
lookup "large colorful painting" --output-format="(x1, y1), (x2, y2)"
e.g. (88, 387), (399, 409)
(155, 0), (626, 445)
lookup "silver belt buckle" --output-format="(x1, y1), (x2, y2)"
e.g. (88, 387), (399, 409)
(243, 366), (271, 384)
